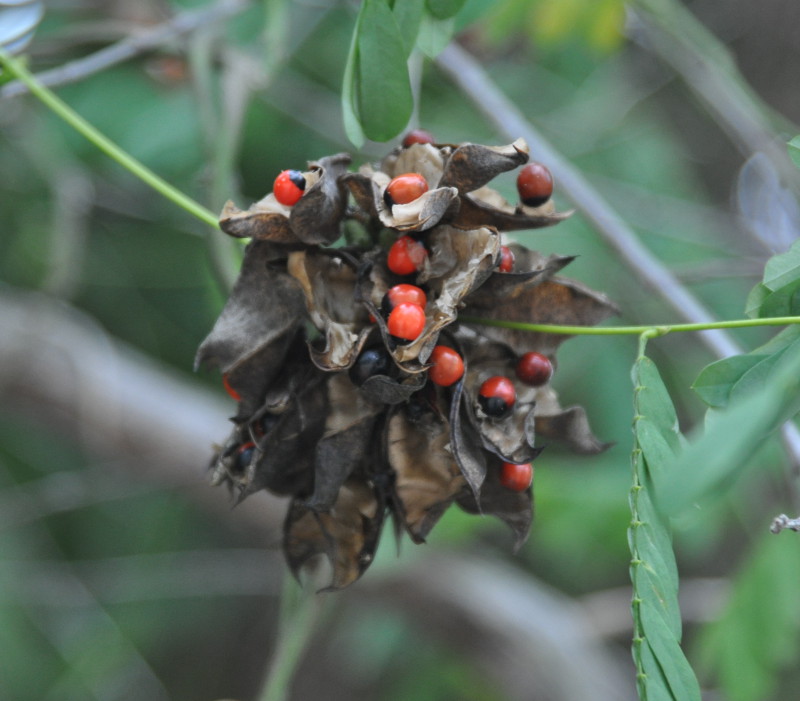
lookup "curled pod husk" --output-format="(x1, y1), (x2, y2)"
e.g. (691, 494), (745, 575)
(220, 153), (351, 245)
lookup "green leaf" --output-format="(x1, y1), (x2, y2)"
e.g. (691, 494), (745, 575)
(789, 135), (800, 170)
(392, 0), (426, 55)
(693, 326), (800, 408)
(692, 354), (765, 408)
(426, 0), (467, 20)
(744, 282), (769, 319)
(637, 419), (679, 480)
(697, 535), (800, 701)
(640, 602), (702, 700)
(416, 12), (456, 58)
(630, 350), (700, 700)
(341, 4), (366, 147)
(639, 642), (675, 701)
(656, 338), (800, 516)
(728, 337), (800, 404)
(746, 238), (800, 318)
(754, 280), (800, 318)
(633, 549), (681, 639)
(635, 482), (679, 592)
(762, 238), (800, 291)
(633, 356), (681, 438)
(356, 0), (413, 142)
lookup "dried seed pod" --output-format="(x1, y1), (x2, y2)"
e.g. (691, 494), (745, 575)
(199, 137), (614, 589)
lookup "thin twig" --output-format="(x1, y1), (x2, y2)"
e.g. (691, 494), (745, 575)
(0, 0), (250, 100)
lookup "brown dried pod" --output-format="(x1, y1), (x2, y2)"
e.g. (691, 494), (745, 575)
(287, 248), (373, 371)
(195, 242), (306, 416)
(219, 153), (351, 245)
(283, 477), (385, 591)
(386, 404), (466, 542)
(199, 136), (618, 589)
(456, 455), (535, 552)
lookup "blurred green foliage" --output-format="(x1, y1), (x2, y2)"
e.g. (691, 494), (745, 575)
(2, 1), (800, 700)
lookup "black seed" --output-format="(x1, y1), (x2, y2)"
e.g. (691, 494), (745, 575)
(260, 413), (280, 435)
(478, 395), (512, 419)
(349, 348), (390, 386)
(521, 194), (550, 208)
(234, 445), (255, 472)
(380, 292), (393, 318)
(383, 189), (395, 209)
(287, 169), (306, 191)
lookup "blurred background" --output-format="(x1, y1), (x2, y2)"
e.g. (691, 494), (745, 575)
(2, 0), (800, 699)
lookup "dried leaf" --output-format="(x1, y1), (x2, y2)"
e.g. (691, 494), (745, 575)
(393, 225), (500, 364)
(289, 153), (351, 245)
(195, 242), (306, 413)
(306, 374), (382, 509)
(449, 378), (487, 498)
(464, 249), (574, 309)
(464, 274), (618, 356)
(381, 142), (448, 185)
(218, 198), (296, 243)
(439, 139), (530, 194)
(219, 154), (350, 245)
(288, 249), (372, 370)
(456, 456), (534, 552)
(284, 478), (384, 590)
(241, 362), (329, 498)
(386, 405), (466, 542)
(535, 405), (610, 454)
(359, 372), (427, 404)
(459, 340), (541, 463)
(451, 192), (572, 232)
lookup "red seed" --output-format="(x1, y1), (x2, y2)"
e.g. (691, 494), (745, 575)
(516, 163), (553, 207)
(515, 352), (553, 387)
(499, 462), (533, 491)
(402, 129), (435, 147)
(498, 246), (515, 273)
(387, 303), (426, 341)
(273, 169), (306, 206)
(222, 373), (241, 402)
(478, 376), (516, 418)
(428, 345), (464, 386)
(383, 284), (427, 315)
(387, 236), (428, 276)
(384, 173), (429, 207)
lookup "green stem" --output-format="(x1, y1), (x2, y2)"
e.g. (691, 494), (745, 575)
(258, 574), (327, 701)
(0, 47), (219, 229)
(460, 315), (800, 337)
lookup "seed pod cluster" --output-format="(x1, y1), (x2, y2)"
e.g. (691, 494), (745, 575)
(196, 134), (617, 590)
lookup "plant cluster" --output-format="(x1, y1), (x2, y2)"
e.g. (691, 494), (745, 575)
(196, 134), (617, 589)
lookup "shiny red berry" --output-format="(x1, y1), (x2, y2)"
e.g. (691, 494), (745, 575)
(478, 376), (516, 418)
(498, 246), (515, 273)
(387, 302), (426, 341)
(499, 462), (533, 491)
(428, 345), (464, 387)
(402, 129), (435, 147)
(381, 284), (427, 316)
(273, 169), (306, 206)
(516, 163), (553, 207)
(387, 235), (428, 276)
(222, 373), (241, 402)
(384, 173), (429, 207)
(516, 352), (553, 387)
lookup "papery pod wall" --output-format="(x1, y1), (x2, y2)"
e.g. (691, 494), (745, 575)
(197, 133), (617, 590)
